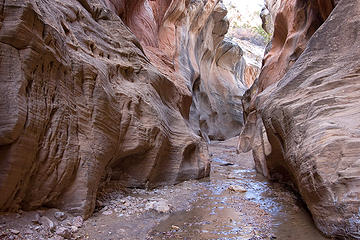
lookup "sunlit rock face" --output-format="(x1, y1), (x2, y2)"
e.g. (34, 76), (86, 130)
(222, 0), (266, 105)
(0, 0), (252, 219)
(259, 0), (334, 91)
(180, 3), (248, 141)
(108, 0), (250, 140)
(189, 38), (247, 141)
(240, 0), (360, 238)
(0, 0), (211, 218)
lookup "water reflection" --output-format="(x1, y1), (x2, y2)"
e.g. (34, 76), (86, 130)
(148, 141), (329, 240)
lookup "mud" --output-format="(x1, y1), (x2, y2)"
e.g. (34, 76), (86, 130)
(0, 138), (330, 240)
(147, 138), (330, 240)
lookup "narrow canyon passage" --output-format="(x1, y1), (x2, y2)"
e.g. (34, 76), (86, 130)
(75, 139), (328, 240)
(0, 139), (328, 240)
(149, 139), (327, 240)
(1, 0), (359, 239)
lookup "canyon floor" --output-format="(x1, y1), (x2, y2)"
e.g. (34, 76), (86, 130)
(0, 138), (331, 240)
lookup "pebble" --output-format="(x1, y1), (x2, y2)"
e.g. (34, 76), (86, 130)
(100, 206), (109, 212)
(9, 229), (20, 235)
(72, 216), (83, 228)
(227, 174), (238, 179)
(145, 199), (171, 213)
(55, 211), (67, 221)
(102, 210), (113, 216)
(171, 225), (180, 231)
(62, 220), (72, 227)
(24, 229), (34, 234)
(228, 185), (247, 192)
(32, 213), (41, 224)
(40, 216), (56, 232)
(56, 226), (72, 239)
(71, 226), (79, 233)
(114, 208), (122, 213)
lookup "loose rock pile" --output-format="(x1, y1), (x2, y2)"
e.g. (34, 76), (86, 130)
(0, 210), (84, 240)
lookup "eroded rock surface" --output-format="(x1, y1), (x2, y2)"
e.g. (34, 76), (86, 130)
(110, 0), (251, 141)
(258, 0), (335, 91)
(240, 0), (360, 238)
(0, 0), (212, 218)
(189, 38), (247, 141)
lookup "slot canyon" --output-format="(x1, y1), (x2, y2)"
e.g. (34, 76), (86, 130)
(0, 0), (359, 239)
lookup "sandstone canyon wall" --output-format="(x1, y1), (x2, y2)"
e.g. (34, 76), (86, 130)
(0, 0), (224, 218)
(240, 0), (360, 238)
(109, 0), (250, 141)
(0, 0), (250, 219)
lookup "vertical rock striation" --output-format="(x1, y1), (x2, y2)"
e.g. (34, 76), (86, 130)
(0, 0), (213, 218)
(259, 0), (334, 91)
(240, 0), (360, 238)
(109, 0), (250, 141)
(0, 0), (250, 219)
(182, 2), (248, 141)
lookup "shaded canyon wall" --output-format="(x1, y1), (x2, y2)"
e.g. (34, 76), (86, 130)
(0, 0), (251, 219)
(239, 0), (360, 238)
(0, 0), (215, 218)
(107, 0), (251, 141)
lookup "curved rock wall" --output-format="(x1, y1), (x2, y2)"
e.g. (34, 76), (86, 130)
(175, 1), (248, 141)
(189, 39), (247, 141)
(108, 0), (249, 141)
(259, 0), (334, 91)
(0, 0), (211, 218)
(240, 0), (360, 238)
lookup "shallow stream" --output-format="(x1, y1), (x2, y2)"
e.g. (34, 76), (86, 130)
(147, 139), (329, 240)
(70, 138), (331, 240)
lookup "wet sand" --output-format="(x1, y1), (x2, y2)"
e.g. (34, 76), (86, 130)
(147, 138), (329, 240)
(0, 138), (331, 240)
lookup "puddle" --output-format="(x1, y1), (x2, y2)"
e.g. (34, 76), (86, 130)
(148, 139), (329, 240)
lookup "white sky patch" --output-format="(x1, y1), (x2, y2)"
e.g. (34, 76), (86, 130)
(222, 0), (267, 68)
(223, 0), (265, 27)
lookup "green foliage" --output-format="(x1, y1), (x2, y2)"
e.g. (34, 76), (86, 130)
(253, 25), (272, 43)
(242, 22), (272, 44)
